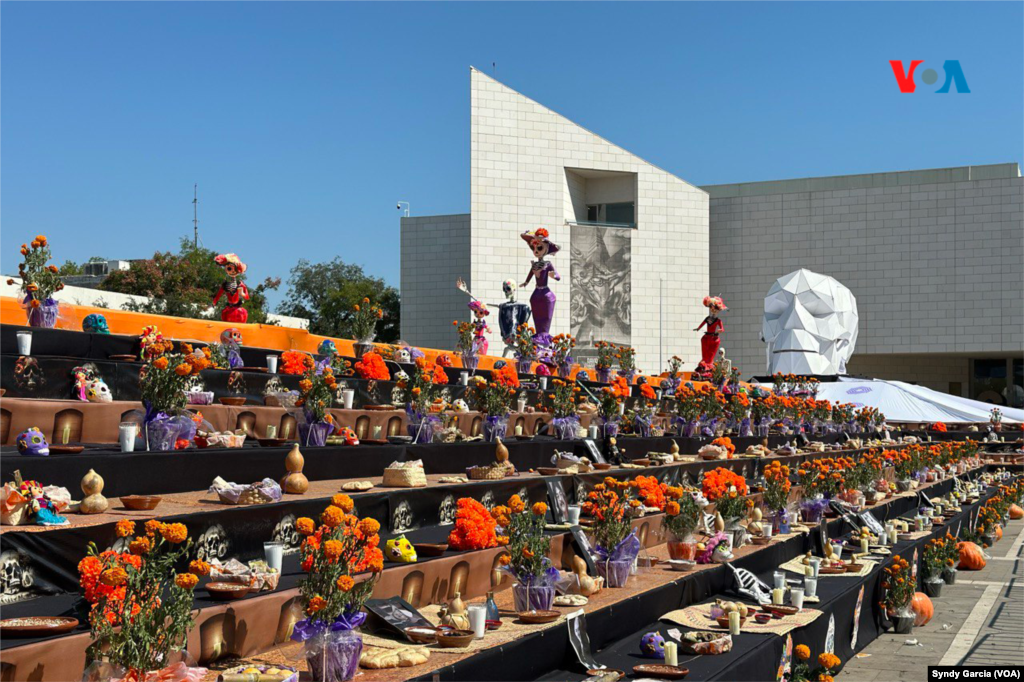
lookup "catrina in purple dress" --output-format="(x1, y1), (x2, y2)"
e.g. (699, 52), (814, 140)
(521, 228), (561, 347)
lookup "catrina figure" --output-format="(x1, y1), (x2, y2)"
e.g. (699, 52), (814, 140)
(693, 296), (727, 381)
(455, 278), (492, 356)
(212, 253), (250, 323)
(520, 228), (560, 348)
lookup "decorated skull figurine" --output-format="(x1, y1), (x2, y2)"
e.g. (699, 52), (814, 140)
(452, 399), (469, 413)
(85, 378), (113, 403)
(82, 313), (110, 334)
(317, 339), (338, 357)
(639, 632), (666, 658)
(394, 348), (411, 363)
(16, 428), (50, 457)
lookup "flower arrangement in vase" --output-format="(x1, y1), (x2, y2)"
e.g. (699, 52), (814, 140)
(615, 345), (637, 383)
(351, 297), (384, 345)
(881, 554), (916, 633)
(597, 377), (629, 437)
(448, 498), (498, 550)
(673, 385), (702, 438)
(749, 393), (777, 437)
(701, 467), (751, 525)
(396, 357), (451, 443)
(513, 323), (537, 374)
(550, 333), (576, 378)
(664, 486), (703, 559)
(762, 460), (792, 533)
(789, 646), (841, 682)
(797, 457), (846, 500)
(922, 536), (949, 593)
(593, 341), (617, 383)
(139, 343), (209, 450)
(660, 355), (684, 394)
(9, 234), (63, 327)
(581, 477), (642, 587)
(492, 495), (556, 611)
(293, 496), (384, 682)
(295, 363), (340, 447)
(79, 520), (206, 680)
(630, 382), (658, 437)
(728, 391), (752, 436)
(548, 379), (582, 439)
(468, 363), (520, 442)
(452, 320), (478, 370)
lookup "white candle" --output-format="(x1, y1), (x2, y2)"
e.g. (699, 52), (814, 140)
(267, 425), (277, 439)
(728, 610), (742, 634)
(62, 424), (71, 445)
(373, 426), (382, 439)
(860, 538), (869, 554)
(664, 642), (678, 667)
(773, 571), (786, 589)
(266, 355), (278, 374)
(515, 425), (523, 436)
(772, 588), (784, 605)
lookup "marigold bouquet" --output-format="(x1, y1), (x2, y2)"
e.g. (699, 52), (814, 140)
(632, 475), (667, 510)
(469, 363), (520, 415)
(140, 343), (209, 415)
(597, 378), (629, 420)
(396, 357), (450, 415)
(674, 385), (703, 422)
(616, 345), (637, 374)
(80, 520), (202, 676)
(296, 364), (339, 424)
(452, 320), (476, 355)
(881, 554), (915, 614)
(762, 460), (792, 513)
(514, 324), (537, 365)
(448, 498), (498, 550)
(594, 341), (617, 370)
(797, 458), (846, 498)
(931, 422), (948, 433)
(582, 477), (639, 551)
(923, 536), (950, 581)
(9, 234), (64, 319)
(548, 378), (581, 418)
(663, 486), (702, 539)
(702, 467), (751, 520)
(354, 351), (390, 381)
(789, 645), (841, 682)
(493, 495), (550, 582)
(551, 333), (576, 369)
(351, 297), (384, 342)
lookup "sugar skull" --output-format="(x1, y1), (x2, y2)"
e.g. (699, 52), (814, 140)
(85, 378), (112, 403)
(16, 428), (49, 456)
(221, 328), (243, 347)
(436, 353), (453, 368)
(394, 370), (410, 384)
(317, 339), (338, 357)
(394, 348), (411, 363)
(340, 427), (359, 446)
(452, 399), (469, 413)
(385, 534), (418, 563)
(639, 632), (666, 658)
(82, 313), (110, 334)
(14, 356), (44, 391)
(502, 279), (517, 302)
(762, 269), (859, 376)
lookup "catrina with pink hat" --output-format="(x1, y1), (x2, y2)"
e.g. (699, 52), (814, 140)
(212, 253), (250, 323)
(520, 228), (561, 347)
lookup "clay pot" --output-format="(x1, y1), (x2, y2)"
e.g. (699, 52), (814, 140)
(79, 469), (109, 514)
(281, 444), (309, 494)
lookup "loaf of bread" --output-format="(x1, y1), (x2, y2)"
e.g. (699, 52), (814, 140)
(359, 645), (431, 669)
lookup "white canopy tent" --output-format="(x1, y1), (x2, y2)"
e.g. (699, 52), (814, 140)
(807, 377), (1024, 424)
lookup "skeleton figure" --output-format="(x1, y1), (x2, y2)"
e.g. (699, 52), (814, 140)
(480, 490), (496, 511)
(0, 551), (36, 604)
(498, 280), (532, 356)
(273, 514), (303, 554)
(220, 328), (244, 369)
(762, 269), (859, 375)
(14, 356), (45, 391)
(438, 495), (457, 525)
(392, 500), (414, 533)
(726, 563), (773, 605)
(196, 524), (229, 561)
(575, 480), (589, 505)
(212, 253), (250, 324)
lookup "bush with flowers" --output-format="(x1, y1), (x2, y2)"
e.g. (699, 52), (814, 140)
(292, 496), (383, 682)
(353, 351), (390, 381)
(582, 477), (641, 587)
(513, 323), (537, 373)
(492, 495), (556, 610)
(452, 320), (476, 358)
(79, 520), (204, 678)
(396, 356), (452, 443)
(788, 645), (841, 682)
(448, 498), (498, 551)
(593, 340), (617, 381)
(597, 376), (630, 435)
(797, 458), (847, 499)
(762, 460), (792, 515)
(550, 333), (576, 377)
(615, 344), (637, 380)
(702, 467), (751, 521)
(9, 234), (64, 327)
(468, 363), (520, 442)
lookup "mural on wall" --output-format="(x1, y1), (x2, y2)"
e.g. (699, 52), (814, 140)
(570, 224), (631, 348)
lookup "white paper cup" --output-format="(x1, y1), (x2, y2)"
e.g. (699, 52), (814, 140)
(762, 524), (773, 539)
(517, 399), (527, 413)
(791, 587), (805, 610)
(266, 355), (278, 373)
(539, 377), (548, 390)
(16, 331), (32, 356)
(588, 425), (599, 440)
(773, 571), (787, 590)
(342, 389), (355, 410)
(467, 604), (487, 639)
(460, 371), (469, 386)
(808, 558), (821, 578)
(804, 576), (818, 598)
(264, 541), (284, 573)
(119, 423), (137, 453)
(567, 505), (581, 525)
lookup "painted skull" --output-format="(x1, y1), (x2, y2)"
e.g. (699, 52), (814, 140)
(640, 632), (666, 658)
(452, 399), (469, 413)
(762, 269), (859, 375)
(86, 378), (112, 403)
(317, 339), (338, 356)
(82, 313), (110, 334)
(14, 356), (44, 391)
(394, 370), (410, 384)
(394, 348), (411, 363)
(221, 328), (243, 346)
(385, 535), (417, 563)
(16, 428), (49, 456)
(502, 279), (517, 302)
(340, 427), (359, 446)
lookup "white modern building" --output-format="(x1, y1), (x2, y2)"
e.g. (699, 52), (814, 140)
(401, 67), (709, 373)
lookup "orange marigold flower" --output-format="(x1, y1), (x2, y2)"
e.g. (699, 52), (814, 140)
(189, 559), (211, 576)
(321, 506), (345, 528)
(531, 502), (548, 516)
(153, 357), (169, 370)
(306, 596), (327, 615)
(128, 537), (151, 555)
(296, 517), (316, 535)
(795, 645), (810, 661)
(144, 519), (162, 537)
(115, 519), (136, 538)
(160, 522), (188, 544)
(175, 363), (191, 376)
(358, 518), (381, 536)
(175, 573), (199, 590)
(323, 539), (343, 560)
(336, 575), (356, 592)
(498, 553), (511, 566)
(818, 653), (840, 670)
(508, 495), (525, 514)
(100, 567), (127, 587)
(332, 494), (354, 513)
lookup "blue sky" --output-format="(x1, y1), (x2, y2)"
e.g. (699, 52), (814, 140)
(3, 2), (1021, 307)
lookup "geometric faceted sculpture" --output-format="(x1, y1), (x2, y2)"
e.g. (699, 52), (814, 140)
(762, 269), (859, 376)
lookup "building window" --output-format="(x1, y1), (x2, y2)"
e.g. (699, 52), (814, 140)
(972, 358), (1008, 405)
(585, 202), (635, 227)
(1011, 358), (1024, 408)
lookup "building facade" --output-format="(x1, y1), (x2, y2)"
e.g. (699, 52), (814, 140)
(401, 68), (710, 372)
(704, 164), (1023, 406)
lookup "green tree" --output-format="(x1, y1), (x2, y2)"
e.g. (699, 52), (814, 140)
(57, 260), (84, 276)
(277, 258), (400, 342)
(101, 238), (280, 324)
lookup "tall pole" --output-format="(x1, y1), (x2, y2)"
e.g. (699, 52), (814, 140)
(192, 184), (199, 247)
(659, 275), (664, 372)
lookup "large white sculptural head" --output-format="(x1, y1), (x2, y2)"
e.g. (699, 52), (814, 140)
(762, 269), (858, 376)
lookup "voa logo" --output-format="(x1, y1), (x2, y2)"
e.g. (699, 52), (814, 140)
(890, 60), (970, 93)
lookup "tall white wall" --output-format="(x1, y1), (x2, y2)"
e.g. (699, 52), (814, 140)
(469, 68), (709, 373)
(705, 164), (1024, 377)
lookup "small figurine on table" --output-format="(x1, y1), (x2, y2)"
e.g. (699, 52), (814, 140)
(693, 296), (727, 381)
(17, 480), (68, 526)
(82, 313), (110, 334)
(220, 328), (244, 368)
(520, 228), (560, 348)
(497, 280), (532, 357)
(455, 278), (493, 356)
(213, 253), (250, 323)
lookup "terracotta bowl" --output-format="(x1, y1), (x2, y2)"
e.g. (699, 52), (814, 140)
(206, 582), (252, 600)
(593, 463), (613, 471)
(715, 615), (746, 628)
(633, 664), (689, 680)
(436, 629), (475, 648)
(754, 613), (772, 624)
(518, 609), (560, 624)
(765, 605), (799, 616)
(751, 536), (771, 545)
(219, 397), (247, 406)
(536, 467), (560, 476)
(403, 626), (438, 644)
(119, 495), (162, 511)
(413, 543), (448, 557)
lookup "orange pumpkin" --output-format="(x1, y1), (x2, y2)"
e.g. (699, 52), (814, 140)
(1010, 504), (1023, 520)
(958, 541), (987, 570)
(911, 592), (934, 626)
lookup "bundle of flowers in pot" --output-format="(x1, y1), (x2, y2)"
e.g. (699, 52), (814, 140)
(9, 234), (63, 327)
(79, 520), (208, 681)
(659, 355), (684, 395)
(631, 382), (658, 437)
(447, 498), (498, 550)
(761, 460), (793, 534)
(468, 362), (520, 442)
(697, 384), (727, 437)
(672, 384), (703, 437)
(891, 447), (922, 491)
(395, 357), (450, 443)
(513, 323), (537, 374)
(452, 320), (478, 370)
(547, 378), (582, 439)
(729, 391), (752, 436)
(797, 456), (846, 507)
(597, 377), (629, 437)
(294, 364), (341, 447)
(922, 536), (949, 597)
(292, 497), (384, 682)
(492, 495), (557, 611)
(139, 343), (210, 451)
(789, 646), (841, 682)
(663, 486), (704, 560)
(581, 477), (642, 587)
(881, 554), (916, 634)
(701, 467), (752, 547)
(593, 341), (617, 383)
(351, 297), (384, 357)
(615, 345), (637, 384)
